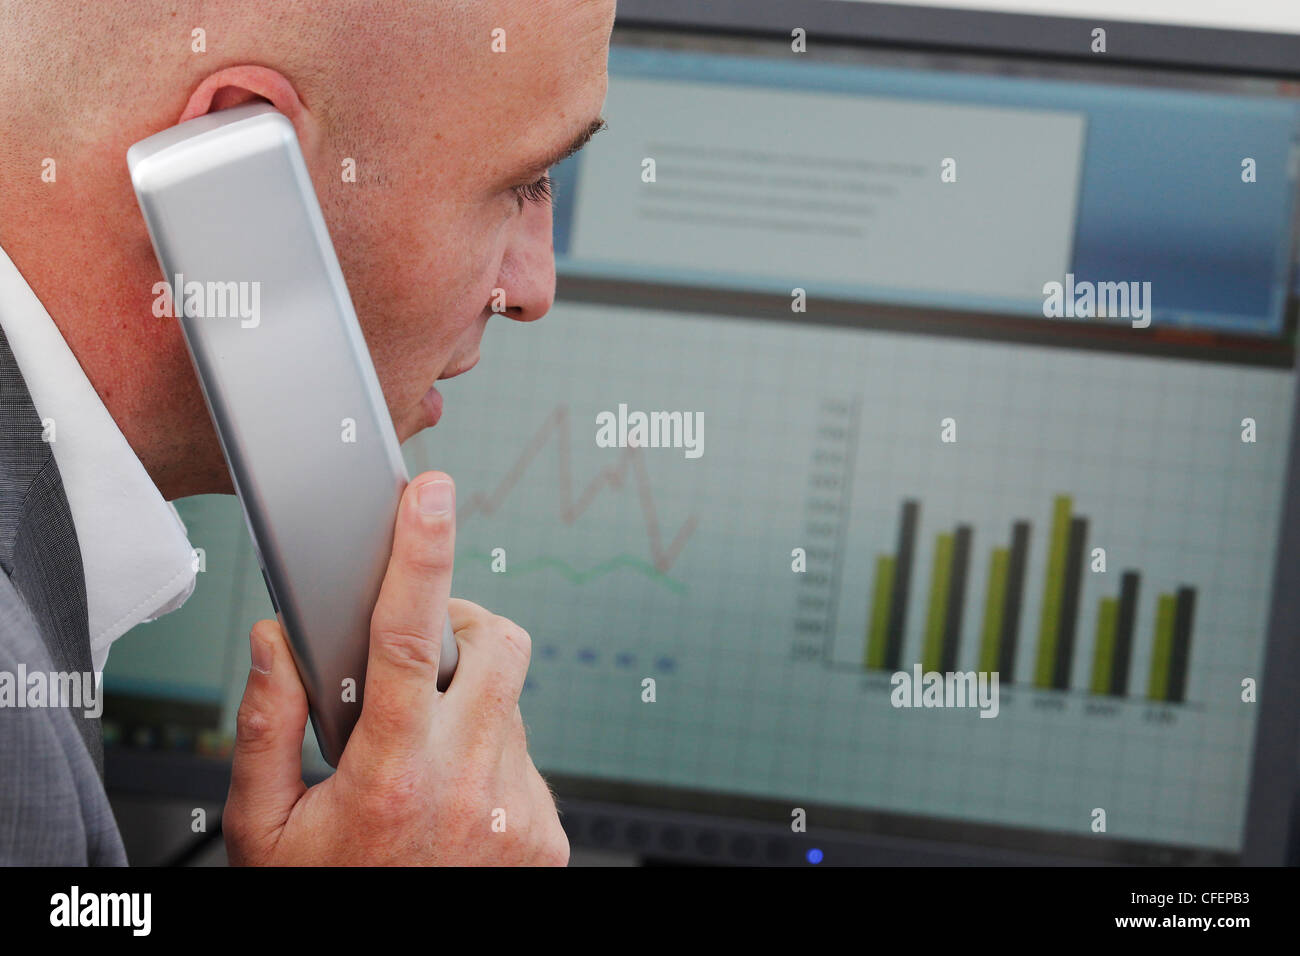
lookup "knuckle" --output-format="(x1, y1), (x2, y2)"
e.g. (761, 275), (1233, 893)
(447, 598), (490, 630)
(372, 626), (440, 674)
(494, 617), (532, 664)
(234, 700), (275, 750)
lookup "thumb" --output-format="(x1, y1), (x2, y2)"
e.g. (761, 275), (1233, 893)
(227, 619), (309, 847)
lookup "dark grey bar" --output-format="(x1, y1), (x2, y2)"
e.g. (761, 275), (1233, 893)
(1168, 586), (1197, 704)
(1111, 571), (1141, 697)
(941, 525), (973, 673)
(885, 500), (919, 670)
(1052, 516), (1089, 690)
(998, 521), (1030, 684)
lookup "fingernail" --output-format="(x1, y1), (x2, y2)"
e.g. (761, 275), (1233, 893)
(419, 479), (454, 515)
(249, 629), (273, 675)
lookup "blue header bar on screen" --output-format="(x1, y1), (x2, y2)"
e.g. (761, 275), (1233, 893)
(554, 44), (1300, 338)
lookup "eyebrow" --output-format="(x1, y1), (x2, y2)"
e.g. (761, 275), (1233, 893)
(520, 115), (608, 177)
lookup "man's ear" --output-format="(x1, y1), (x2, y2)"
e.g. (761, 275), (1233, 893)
(178, 65), (317, 149)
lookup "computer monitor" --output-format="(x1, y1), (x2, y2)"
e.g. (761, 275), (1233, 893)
(104, 0), (1300, 866)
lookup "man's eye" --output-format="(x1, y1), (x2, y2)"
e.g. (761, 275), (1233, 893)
(512, 173), (553, 209)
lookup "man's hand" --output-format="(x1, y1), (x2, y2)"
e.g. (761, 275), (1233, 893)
(223, 472), (568, 866)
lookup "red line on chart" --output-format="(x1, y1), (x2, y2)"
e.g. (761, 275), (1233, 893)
(461, 405), (700, 573)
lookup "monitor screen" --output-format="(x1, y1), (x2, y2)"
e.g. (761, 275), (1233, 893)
(104, 21), (1300, 865)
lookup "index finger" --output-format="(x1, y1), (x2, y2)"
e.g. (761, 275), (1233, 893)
(351, 471), (455, 763)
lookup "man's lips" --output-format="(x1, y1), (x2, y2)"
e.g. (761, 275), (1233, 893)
(438, 355), (479, 381)
(418, 356), (480, 428)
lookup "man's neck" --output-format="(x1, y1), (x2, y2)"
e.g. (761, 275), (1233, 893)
(0, 210), (233, 500)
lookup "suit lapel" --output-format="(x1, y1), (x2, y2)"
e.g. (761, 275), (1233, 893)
(0, 322), (101, 773)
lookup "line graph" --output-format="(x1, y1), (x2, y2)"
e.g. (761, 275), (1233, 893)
(455, 404), (700, 573)
(459, 548), (688, 593)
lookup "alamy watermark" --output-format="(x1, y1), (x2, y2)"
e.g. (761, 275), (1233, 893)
(890, 664), (999, 718)
(0, 666), (102, 718)
(1042, 273), (1151, 328)
(152, 273), (261, 328)
(596, 403), (703, 459)
(50, 886), (150, 936)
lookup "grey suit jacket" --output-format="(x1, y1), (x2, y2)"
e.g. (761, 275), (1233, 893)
(0, 323), (127, 865)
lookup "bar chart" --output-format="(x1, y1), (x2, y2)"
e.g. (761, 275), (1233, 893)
(857, 496), (1199, 704)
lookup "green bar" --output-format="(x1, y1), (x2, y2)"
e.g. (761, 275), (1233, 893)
(1090, 597), (1118, 695)
(865, 556), (895, 670)
(1034, 495), (1073, 687)
(1148, 594), (1177, 701)
(978, 548), (1009, 673)
(922, 534), (954, 673)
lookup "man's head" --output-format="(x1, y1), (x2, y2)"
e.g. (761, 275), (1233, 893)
(0, 0), (614, 498)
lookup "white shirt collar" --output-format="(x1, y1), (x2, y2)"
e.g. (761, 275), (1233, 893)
(0, 242), (196, 672)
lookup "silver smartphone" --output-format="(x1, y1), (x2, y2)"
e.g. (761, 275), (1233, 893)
(128, 102), (457, 766)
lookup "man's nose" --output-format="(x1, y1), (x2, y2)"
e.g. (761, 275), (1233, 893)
(494, 198), (556, 323)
